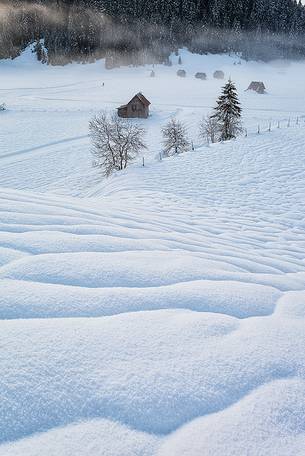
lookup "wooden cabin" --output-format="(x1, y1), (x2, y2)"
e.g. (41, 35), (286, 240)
(247, 81), (266, 94)
(117, 93), (151, 119)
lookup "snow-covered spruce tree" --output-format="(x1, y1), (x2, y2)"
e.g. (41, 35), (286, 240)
(162, 118), (190, 156)
(211, 80), (242, 141)
(89, 112), (146, 177)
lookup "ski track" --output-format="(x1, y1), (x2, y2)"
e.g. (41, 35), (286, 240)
(0, 135), (89, 160)
(1, 47), (305, 455)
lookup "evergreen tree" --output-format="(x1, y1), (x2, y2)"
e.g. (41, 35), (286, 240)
(211, 80), (242, 141)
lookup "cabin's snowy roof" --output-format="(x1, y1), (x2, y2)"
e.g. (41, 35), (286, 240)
(135, 92), (151, 106)
(118, 92), (151, 109)
(248, 81), (266, 88)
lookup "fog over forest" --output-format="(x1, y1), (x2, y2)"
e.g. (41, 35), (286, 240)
(1, 0), (305, 64)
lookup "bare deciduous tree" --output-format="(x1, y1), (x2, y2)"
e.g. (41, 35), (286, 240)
(199, 115), (219, 144)
(162, 117), (190, 156)
(89, 112), (147, 177)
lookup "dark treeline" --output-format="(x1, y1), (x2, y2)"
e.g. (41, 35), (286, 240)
(1, 0), (305, 64)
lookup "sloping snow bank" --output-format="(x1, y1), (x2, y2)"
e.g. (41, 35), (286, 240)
(158, 378), (305, 456)
(0, 419), (160, 456)
(0, 278), (280, 319)
(1, 48), (305, 455)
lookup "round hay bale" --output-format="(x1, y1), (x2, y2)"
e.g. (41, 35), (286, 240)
(177, 69), (186, 78)
(195, 72), (207, 80)
(213, 70), (225, 79)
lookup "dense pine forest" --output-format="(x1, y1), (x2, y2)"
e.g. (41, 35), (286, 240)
(1, 0), (305, 64)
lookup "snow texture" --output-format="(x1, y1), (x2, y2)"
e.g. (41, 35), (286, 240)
(0, 47), (305, 455)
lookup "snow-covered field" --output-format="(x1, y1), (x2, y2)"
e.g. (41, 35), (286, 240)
(0, 47), (305, 455)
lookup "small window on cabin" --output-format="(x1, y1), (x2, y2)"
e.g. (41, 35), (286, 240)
(132, 104), (137, 112)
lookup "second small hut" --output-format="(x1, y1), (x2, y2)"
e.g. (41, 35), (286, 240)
(247, 81), (266, 94)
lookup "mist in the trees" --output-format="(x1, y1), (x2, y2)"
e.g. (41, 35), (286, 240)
(1, 0), (305, 64)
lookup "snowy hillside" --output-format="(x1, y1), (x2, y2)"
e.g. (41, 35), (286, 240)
(1, 48), (305, 455)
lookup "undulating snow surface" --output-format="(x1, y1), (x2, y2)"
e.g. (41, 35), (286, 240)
(0, 47), (305, 455)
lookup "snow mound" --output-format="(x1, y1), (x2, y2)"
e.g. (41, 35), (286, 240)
(1, 307), (305, 442)
(0, 250), (246, 287)
(275, 291), (305, 319)
(0, 419), (160, 456)
(157, 378), (305, 456)
(0, 278), (280, 319)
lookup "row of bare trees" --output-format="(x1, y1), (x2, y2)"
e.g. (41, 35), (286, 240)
(89, 114), (192, 177)
(89, 80), (242, 177)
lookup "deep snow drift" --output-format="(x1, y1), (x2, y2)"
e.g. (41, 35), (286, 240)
(0, 48), (305, 455)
